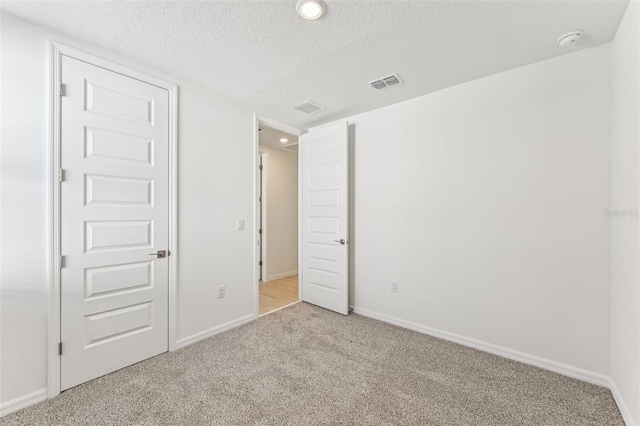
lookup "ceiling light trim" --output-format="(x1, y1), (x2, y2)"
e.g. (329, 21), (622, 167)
(296, 0), (325, 20)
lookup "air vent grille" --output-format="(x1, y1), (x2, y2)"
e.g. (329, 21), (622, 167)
(293, 100), (326, 115)
(369, 73), (404, 90)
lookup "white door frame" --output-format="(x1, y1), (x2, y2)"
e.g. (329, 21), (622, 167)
(48, 42), (178, 398)
(253, 115), (304, 316)
(258, 152), (268, 282)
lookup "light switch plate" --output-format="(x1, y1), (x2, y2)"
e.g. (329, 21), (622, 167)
(236, 219), (245, 231)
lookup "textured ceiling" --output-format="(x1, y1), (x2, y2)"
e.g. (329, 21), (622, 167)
(2, 0), (629, 129)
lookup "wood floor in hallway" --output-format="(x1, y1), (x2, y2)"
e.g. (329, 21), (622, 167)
(259, 275), (299, 316)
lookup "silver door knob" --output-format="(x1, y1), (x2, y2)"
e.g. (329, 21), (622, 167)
(334, 239), (347, 245)
(149, 250), (168, 258)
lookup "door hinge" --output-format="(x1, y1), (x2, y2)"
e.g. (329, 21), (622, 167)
(59, 255), (65, 269)
(58, 342), (63, 356)
(259, 228), (262, 234)
(259, 165), (263, 171)
(58, 168), (65, 182)
(259, 261), (263, 266)
(60, 83), (66, 97)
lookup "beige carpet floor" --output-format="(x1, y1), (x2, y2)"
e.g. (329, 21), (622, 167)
(3, 302), (623, 425)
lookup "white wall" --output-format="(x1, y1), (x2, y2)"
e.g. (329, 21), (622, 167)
(1, 8), (631, 419)
(610, 1), (640, 424)
(338, 45), (613, 380)
(259, 145), (298, 281)
(1, 13), (255, 410)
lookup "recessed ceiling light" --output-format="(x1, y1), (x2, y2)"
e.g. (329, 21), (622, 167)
(296, 0), (325, 20)
(280, 138), (289, 143)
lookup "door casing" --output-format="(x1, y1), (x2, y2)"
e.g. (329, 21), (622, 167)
(48, 42), (178, 398)
(253, 115), (304, 316)
(259, 152), (267, 282)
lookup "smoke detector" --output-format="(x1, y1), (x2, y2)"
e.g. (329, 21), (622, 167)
(557, 30), (583, 47)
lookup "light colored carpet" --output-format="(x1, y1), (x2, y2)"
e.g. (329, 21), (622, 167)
(3, 302), (623, 425)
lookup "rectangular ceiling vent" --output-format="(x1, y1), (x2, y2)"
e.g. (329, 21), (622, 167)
(293, 100), (326, 115)
(369, 73), (404, 90)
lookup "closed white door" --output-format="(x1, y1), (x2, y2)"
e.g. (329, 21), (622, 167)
(60, 56), (169, 390)
(300, 122), (349, 315)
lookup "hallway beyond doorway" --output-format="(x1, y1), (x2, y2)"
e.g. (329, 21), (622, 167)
(259, 275), (299, 316)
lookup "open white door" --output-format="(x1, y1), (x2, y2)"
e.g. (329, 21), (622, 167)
(300, 122), (349, 315)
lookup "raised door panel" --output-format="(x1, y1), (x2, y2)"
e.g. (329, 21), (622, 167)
(60, 55), (169, 390)
(301, 122), (349, 315)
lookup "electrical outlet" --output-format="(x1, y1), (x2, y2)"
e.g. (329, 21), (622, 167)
(391, 281), (399, 293)
(217, 285), (226, 299)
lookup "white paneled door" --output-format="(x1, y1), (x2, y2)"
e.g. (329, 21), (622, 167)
(60, 56), (169, 390)
(301, 122), (349, 315)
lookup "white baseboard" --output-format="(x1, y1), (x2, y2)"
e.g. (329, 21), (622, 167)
(259, 300), (301, 317)
(609, 378), (637, 426)
(1, 315), (258, 417)
(0, 388), (47, 417)
(265, 270), (298, 282)
(351, 306), (610, 388)
(175, 313), (257, 349)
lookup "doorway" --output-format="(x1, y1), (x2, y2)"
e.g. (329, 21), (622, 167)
(253, 117), (350, 317)
(257, 123), (300, 315)
(50, 43), (178, 396)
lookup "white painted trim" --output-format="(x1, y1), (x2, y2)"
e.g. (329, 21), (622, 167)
(47, 40), (62, 400)
(253, 114), (260, 317)
(298, 131), (303, 301)
(351, 306), (610, 388)
(609, 378), (637, 426)
(260, 152), (268, 282)
(0, 389), (47, 417)
(48, 42), (179, 398)
(259, 300), (301, 317)
(175, 314), (256, 349)
(259, 116), (304, 137)
(265, 270), (298, 282)
(167, 85), (179, 352)
(51, 42), (179, 90)
(254, 115), (304, 317)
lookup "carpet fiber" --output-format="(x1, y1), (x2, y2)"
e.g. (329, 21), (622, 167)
(3, 302), (623, 425)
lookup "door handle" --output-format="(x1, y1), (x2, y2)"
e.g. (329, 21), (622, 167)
(334, 239), (347, 245)
(149, 250), (168, 258)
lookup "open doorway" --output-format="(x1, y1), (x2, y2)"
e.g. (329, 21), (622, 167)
(258, 123), (300, 316)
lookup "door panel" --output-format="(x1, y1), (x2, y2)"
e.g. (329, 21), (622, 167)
(60, 56), (169, 390)
(300, 122), (349, 315)
(84, 261), (153, 298)
(85, 174), (153, 206)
